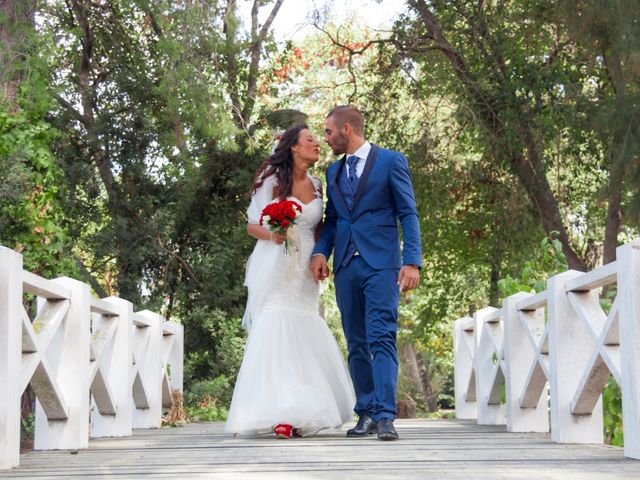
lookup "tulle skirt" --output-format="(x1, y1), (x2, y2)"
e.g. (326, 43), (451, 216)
(225, 305), (355, 436)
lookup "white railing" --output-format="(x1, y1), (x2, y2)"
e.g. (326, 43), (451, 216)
(0, 245), (183, 469)
(454, 239), (640, 459)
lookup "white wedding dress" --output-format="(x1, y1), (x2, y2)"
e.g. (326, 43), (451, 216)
(225, 174), (355, 436)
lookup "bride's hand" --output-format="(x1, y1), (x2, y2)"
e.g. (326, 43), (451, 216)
(270, 231), (287, 245)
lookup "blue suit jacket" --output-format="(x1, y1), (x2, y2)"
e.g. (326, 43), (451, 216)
(313, 144), (422, 273)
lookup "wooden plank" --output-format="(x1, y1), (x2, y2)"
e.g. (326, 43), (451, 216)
(566, 261), (618, 292)
(517, 291), (547, 311)
(2, 420), (638, 479)
(22, 271), (71, 300)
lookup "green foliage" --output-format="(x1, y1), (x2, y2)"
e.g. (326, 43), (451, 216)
(0, 81), (74, 278)
(418, 410), (455, 419)
(184, 375), (231, 422)
(498, 234), (569, 298)
(183, 308), (246, 388)
(603, 377), (624, 447)
(599, 287), (617, 315)
(20, 412), (35, 442)
(398, 295), (455, 411)
(424, 344), (455, 410)
(600, 287), (623, 446)
(396, 367), (427, 411)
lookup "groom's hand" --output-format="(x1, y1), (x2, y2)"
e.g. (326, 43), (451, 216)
(398, 265), (420, 292)
(310, 255), (329, 284)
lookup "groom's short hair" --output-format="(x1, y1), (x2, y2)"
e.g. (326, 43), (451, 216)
(327, 105), (364, 136)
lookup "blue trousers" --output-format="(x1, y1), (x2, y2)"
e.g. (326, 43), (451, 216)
(334, 256), (400, 421)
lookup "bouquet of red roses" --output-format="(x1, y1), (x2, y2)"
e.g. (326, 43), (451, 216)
(260, 199), (302, 254)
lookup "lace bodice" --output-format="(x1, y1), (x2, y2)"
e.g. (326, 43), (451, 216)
(263, 191), (323, 313)
(243, 174), (324, 324)
(286, 195), (322, 235)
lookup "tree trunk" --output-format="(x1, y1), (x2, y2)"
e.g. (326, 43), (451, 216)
(241, 0), (284, 126)
(489, 248), (500, 307)
(223, 0), (241, 128)
(399, 342), (423, 391)
(601, 49), (628, 266)
(224, 0), (283, 131)
(603, 154), (623, 265)
(415, 348), (438, 412)
(0, 0), (36, 107)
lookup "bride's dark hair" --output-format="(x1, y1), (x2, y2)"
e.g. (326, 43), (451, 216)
(252, 124), (309, 200)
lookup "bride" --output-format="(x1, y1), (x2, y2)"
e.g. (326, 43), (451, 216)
(225, 124), (355, 439)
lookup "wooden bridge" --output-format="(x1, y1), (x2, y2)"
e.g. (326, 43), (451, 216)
(2, 240), (640, 478)
(2, 419), (640, 479)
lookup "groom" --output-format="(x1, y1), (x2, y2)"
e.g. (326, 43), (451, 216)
(311, 106), (422, 441)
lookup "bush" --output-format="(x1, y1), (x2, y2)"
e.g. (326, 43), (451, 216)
(184, 375), (232, 422)
(183, 307), (246, 390)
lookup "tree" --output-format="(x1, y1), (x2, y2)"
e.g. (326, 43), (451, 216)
(0, 0), (36, 106)
(558, 0), (640, 264)
(394, 0), (637, 270)
(223, 0), (284, 132)
(0, 0), (73, 277)
(31, 0), (286, 388)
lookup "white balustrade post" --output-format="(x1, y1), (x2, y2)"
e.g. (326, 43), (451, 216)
(454, 317), (476, 419)
(547, 270), (603, 444)
(132, 310), (162, 429)
(34, 277), (91, 450)
(474, 307), (506, 425)
(617, 240), (640, 459)
(503, 292), (549, 433)
(0, 247), (23, 469)
(164, 322), (184, 395)
(90, 297), (133, 438)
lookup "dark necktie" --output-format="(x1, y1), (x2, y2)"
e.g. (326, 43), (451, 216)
(347, 155), (359, 192)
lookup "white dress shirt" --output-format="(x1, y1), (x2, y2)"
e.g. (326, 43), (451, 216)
(345, 141), (371, 179)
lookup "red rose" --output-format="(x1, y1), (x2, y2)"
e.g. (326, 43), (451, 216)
(259, 199), (303, 254)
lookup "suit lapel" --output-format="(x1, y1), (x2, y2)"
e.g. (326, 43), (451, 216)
(352, 144), (379, 208)
(330, 155), (349, 213)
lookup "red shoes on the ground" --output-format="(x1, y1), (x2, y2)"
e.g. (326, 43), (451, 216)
(273, 424), (303, 439)
(274, 424), (293, 439)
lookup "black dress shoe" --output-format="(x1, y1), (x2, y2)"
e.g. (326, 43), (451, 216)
(346, 414), (377, 437)
(376, 418), (399, 441)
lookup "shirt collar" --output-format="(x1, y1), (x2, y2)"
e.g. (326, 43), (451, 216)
(349, 141), (371, 161)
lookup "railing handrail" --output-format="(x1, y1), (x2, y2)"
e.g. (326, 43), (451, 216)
(454, 238), (640, 461)
(0, 245), (184, 470)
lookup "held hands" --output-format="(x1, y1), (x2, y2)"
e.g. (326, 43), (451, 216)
(398, 265), (420, 293)
(310, 255), (329, 284)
